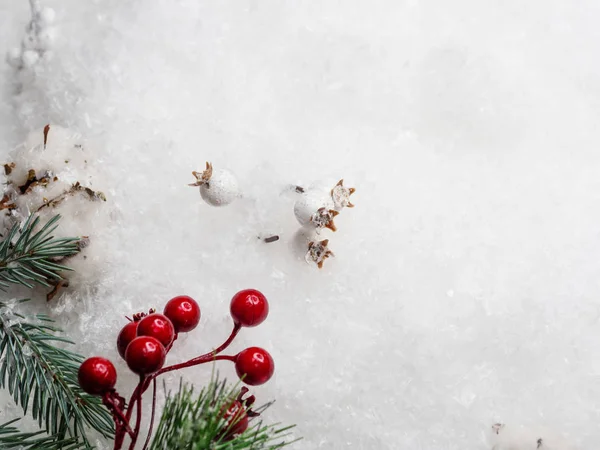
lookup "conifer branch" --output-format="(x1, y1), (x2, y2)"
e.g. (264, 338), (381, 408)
(0, 214), (80, 289)
(0, 300), (115, 447)
(0, 418), (86, 449)
(150, 376), (298, 450)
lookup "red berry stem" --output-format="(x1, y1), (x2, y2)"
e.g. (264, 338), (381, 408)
(114, 434), (124, 450)
(113, 417), (130, 450)
(141, 378), (157, 450)
(152, 324), (240, 377)
(124, 384), (142, 425)
(128, 375), (146, 450)
(152, 354), (236, 378)
(102, 393), (134, 436)
(119, 377), (145, 450)
(213, 323), (241, 355)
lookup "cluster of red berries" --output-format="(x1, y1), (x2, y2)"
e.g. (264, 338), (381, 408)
(77, 289), (275, 449)
(117, 295), (200, 375)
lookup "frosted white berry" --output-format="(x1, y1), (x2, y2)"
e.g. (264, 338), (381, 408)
(190, 162), (240, 207)
(38, 7), (56, 26)
(200, 170), (239, 206)
(293, 191), (338, 232)
(293, 192), (324, 226)
(6, 47), (23, 69)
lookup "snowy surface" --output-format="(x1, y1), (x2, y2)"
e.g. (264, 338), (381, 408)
(2, 1), (600, 449)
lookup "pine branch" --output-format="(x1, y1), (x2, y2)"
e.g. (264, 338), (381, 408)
(0, 301), (115, 447)
(150, 375), (298, 450)
(0, 214), (80, 290)
(0, 418), (86, 449)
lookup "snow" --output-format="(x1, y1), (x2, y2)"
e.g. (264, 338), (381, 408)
(1, 0), (600, 448)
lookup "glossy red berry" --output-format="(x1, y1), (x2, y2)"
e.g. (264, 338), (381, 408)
(125, 336), (166, 375)
(78, 357), (117, 396)
(163, 295), (201, 333)
(117, 321), (139, 359)
(137, 313), (175, 348)
(221, 400), (248, 439)
(235, 347), (274, 386)
(230, 289), (269, 328)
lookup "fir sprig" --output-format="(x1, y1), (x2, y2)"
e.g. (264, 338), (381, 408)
(0, 300), (115, 447)
(150, 376), (297, 450)
(0, 418), (86, 449)
(0, 214), (80, 289)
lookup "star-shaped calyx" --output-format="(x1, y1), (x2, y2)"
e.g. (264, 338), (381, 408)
(189, 162), (213, 187)
(310, 207), (339, 231)
(331, 179), (355, 209)
(306, 239), (334, 269)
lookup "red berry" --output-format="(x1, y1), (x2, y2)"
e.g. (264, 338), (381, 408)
(125, 336), (166, 375)
(230, 289), (269, 328)
(235, 347), (274, 386)
(117, 321), (139, 359)
(78, 357), (117, 396)
(163, 295), (201, 333)
(221, 400), (248, 439)
(137, 313), (175, 348)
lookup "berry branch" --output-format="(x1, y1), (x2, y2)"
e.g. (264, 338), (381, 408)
(79, 290), (296, 449)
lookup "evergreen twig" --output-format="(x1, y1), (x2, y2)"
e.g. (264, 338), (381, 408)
(0, 300), (115, 447)
(0, 214), (80, 289)
(0, 418), (86, 449)
(150, 375), (298, 450)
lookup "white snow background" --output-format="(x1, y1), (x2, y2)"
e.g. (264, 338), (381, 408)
(2, 1), (600, 449)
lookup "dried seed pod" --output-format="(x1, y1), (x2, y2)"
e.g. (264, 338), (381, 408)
(331, 179), (356, 209)
(306, 239), (334, 269)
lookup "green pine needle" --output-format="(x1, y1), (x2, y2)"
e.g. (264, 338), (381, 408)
(0, 214), (80, 289)
(0, 300), (115, 448)
(0, 418), (87, 449)
(150, 375), (299, 450)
